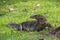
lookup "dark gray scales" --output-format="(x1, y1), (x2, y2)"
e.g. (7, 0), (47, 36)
(7, 22), (22, 31)
(7, 14), (52, 31)
(21, 20), (46, 31)
(48, 26), (60, 37)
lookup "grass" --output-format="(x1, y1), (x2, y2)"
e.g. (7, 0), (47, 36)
(0, 0), (60, 40)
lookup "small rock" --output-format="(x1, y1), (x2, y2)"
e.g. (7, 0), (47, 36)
(3, 1), (6, 3)
(8, 5), (15, 12)
(36, 3), (40, 7)
(33, 2), (40, 10)
(9, 7), (15, 11)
